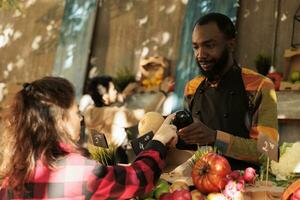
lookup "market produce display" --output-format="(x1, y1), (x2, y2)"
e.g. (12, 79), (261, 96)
(136, 143), (300, 200)
(121, 114), (300, 200)
(138, 150), (263, 200)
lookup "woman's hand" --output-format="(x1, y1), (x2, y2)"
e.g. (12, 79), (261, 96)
(152, 113), (178, 147)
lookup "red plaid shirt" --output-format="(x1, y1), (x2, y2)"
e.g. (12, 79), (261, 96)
(0, 140), (166, 200)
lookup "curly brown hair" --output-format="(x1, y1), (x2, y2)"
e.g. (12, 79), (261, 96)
(0, 76), (79, 193)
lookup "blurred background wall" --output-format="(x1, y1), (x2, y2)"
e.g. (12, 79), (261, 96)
(0, 0), (299, 97)
(236, 0), (300, 74)
(0, 0), (65, 83)
(89, 0), (186, 77)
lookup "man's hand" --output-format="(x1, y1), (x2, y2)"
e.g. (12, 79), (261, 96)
(178, 119), (216, 145)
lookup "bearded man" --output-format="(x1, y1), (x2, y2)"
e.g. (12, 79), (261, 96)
(178, 13), (279, 170)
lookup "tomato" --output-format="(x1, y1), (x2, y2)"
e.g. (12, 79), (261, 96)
(191, 153), (231, 194)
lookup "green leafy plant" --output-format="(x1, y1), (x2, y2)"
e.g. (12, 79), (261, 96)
(0, 0), (20, 9)
(87, 144), (116, 166)
(255, 54), (272, 76)
(114, 67), (136, 92)
(188, 146), (215, 167)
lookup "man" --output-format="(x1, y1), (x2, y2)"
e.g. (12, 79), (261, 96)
(178, 13), (279, 169)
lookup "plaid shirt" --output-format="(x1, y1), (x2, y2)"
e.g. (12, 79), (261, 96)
(184, 67), (279, 163)
(0, 140), (166, 200)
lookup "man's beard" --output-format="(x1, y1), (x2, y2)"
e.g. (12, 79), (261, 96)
(197, 47), (230, 81)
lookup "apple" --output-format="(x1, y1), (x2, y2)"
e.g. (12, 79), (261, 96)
(169, 181), (189, 193)
(155, 179), (170, 190)
(155, 179), (170, 199)
(172, 189), (192, 200)
(190, 189), (205, 200)
(159, 193), (173, 200)
(206, 193), (227, 200)
(155, 186), (170, 199)
(290, 71), (300, 83)
(232, 191), (244, 200)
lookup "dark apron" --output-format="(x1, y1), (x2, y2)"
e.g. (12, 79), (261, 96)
(190, 65), (258, 170)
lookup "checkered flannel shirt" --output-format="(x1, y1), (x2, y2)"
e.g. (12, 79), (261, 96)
(0, 140), (166, 200)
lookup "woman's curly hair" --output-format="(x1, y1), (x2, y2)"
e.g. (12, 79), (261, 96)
(0, 76), (79, 193)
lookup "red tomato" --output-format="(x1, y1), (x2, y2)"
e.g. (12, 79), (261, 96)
(192, 153), (231, 194)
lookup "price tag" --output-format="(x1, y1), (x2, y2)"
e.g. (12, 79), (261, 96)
(131, 131), (154, 155)
(91, 130), (109, 148)
(257, 133), (279, 162)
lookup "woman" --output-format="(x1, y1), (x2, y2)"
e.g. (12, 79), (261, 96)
(0, 76), (177, 199)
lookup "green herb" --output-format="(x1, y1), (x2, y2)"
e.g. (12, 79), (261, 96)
(88, 144), (116, 166)
(114, 67), (136, 92)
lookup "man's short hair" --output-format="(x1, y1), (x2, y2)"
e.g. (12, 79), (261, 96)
(194, 12), (236, 39)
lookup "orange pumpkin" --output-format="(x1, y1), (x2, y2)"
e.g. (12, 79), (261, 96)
(282, 179), (300, 200)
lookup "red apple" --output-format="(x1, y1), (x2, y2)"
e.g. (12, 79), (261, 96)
(190, 189), (205, 200)
(159, 192), (173, 200)
(172, 189), (192, 200)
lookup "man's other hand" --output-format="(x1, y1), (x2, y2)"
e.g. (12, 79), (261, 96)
(178, 120), (216, 145)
